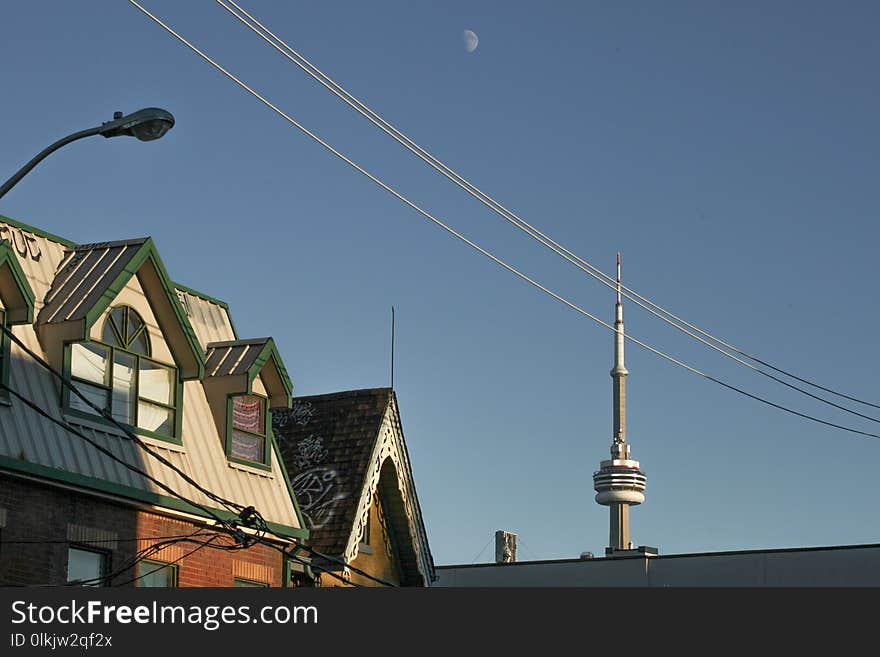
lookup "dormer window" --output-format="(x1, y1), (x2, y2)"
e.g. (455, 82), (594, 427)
(202, 337), (293, 473)
(65, 305), (180, 442)
(228, 394), (269, 465)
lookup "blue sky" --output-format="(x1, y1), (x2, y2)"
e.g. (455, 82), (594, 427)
(1, 1), (878, 564)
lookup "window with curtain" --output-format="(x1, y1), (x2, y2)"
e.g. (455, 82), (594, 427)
(67, 306), (178, 440)
(229, 394), (268, 464)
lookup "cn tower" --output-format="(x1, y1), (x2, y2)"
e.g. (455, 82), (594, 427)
(593, 253), (648, 554)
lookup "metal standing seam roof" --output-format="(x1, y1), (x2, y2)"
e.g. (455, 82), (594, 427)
(205, 338), (272, 378)
(174, 287), (237, 348)
(37, 239), (149, 325)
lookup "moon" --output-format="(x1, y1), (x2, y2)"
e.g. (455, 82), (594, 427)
(463, 29), (478, 53)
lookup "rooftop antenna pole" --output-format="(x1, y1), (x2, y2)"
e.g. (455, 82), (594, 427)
(391, 306), (395, 390)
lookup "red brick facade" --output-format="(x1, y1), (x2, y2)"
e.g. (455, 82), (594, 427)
(0, 474), (286, 587)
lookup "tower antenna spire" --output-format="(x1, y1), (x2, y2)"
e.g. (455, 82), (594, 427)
(617, 251), (621, 305)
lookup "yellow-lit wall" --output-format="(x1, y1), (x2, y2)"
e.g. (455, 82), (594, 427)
(321, 492), (402, 587)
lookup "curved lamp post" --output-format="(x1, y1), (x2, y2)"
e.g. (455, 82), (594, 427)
(0, 108), (175, 200)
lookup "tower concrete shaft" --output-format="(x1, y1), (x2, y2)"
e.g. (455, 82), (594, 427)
(610, 502), (630, 551)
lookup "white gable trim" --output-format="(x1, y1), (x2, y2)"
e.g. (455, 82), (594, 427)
(343, 395), (434, 585)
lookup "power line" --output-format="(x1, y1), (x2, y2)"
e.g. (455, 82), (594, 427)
(0, 324), (247, 525)
(3, 376), (365, 586)
(1, 382), (235, 525)
(214, 0), (880, 416)
(67, 527), (221, 587)
(125, 2), (880, 441)
(0, 325), (313, 562)
(236, 507), (398, 587)
(111, 534), (228, 587)
(0, 324), (374, 586)
(470, 535), (493, 564)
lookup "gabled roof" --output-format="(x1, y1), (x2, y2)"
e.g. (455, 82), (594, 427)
(272, 388), (435, 585)
(0, 240), (35, 324)
(36, 237), (204, 379)
(205, 337), (292, 408)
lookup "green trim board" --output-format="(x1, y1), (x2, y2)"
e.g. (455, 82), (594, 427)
(0, 240), (36, 325)
(0, 214), (76, 248)
(270, 419), (309, 535)
(0, 454), (309, 540)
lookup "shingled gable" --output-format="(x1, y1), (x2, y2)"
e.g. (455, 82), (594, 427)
(204, 337), (293, 408)
(35, 237), (204, 379)
(0, 240), (35, 324)
(273, 388), (435, 586)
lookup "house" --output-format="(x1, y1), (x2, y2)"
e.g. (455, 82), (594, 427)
(0, 215), (309, 587)
(272, 388), (435, 586)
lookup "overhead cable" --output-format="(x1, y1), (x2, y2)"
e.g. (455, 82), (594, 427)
(215, 0), (880, 414)
(125, 1), (880, 441)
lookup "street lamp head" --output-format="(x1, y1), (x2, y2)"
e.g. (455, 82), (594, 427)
(99, 107), (175, 142)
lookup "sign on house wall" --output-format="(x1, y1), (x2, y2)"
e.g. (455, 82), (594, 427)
(0, 225), (41, 261)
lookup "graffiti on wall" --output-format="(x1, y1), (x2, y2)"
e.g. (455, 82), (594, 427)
(288, 434), (347, 530)
(273, 400), (316, 448)
(290, 400), (315, 427)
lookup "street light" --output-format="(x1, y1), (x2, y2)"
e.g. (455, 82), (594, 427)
(0, 108), (175, 200)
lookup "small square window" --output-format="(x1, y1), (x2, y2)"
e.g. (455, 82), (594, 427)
(228, 395), (269, 466)
(234, 577), (268, 587)
(67, 546), (109, 587)
(138, 559), (177, 587)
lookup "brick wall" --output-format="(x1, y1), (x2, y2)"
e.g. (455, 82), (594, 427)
(0, 474), (286, 587)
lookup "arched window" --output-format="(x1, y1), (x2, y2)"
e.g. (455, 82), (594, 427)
(66, 306), (179, 441)
(102, 306), (150, 355)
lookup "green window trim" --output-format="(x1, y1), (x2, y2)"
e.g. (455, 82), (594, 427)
(225, 393), (272, 471)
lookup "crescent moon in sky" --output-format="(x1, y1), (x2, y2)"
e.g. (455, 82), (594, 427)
(463, 29), (479, 53)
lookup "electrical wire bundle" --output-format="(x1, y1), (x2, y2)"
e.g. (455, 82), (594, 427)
(0, 321), (396, 587)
